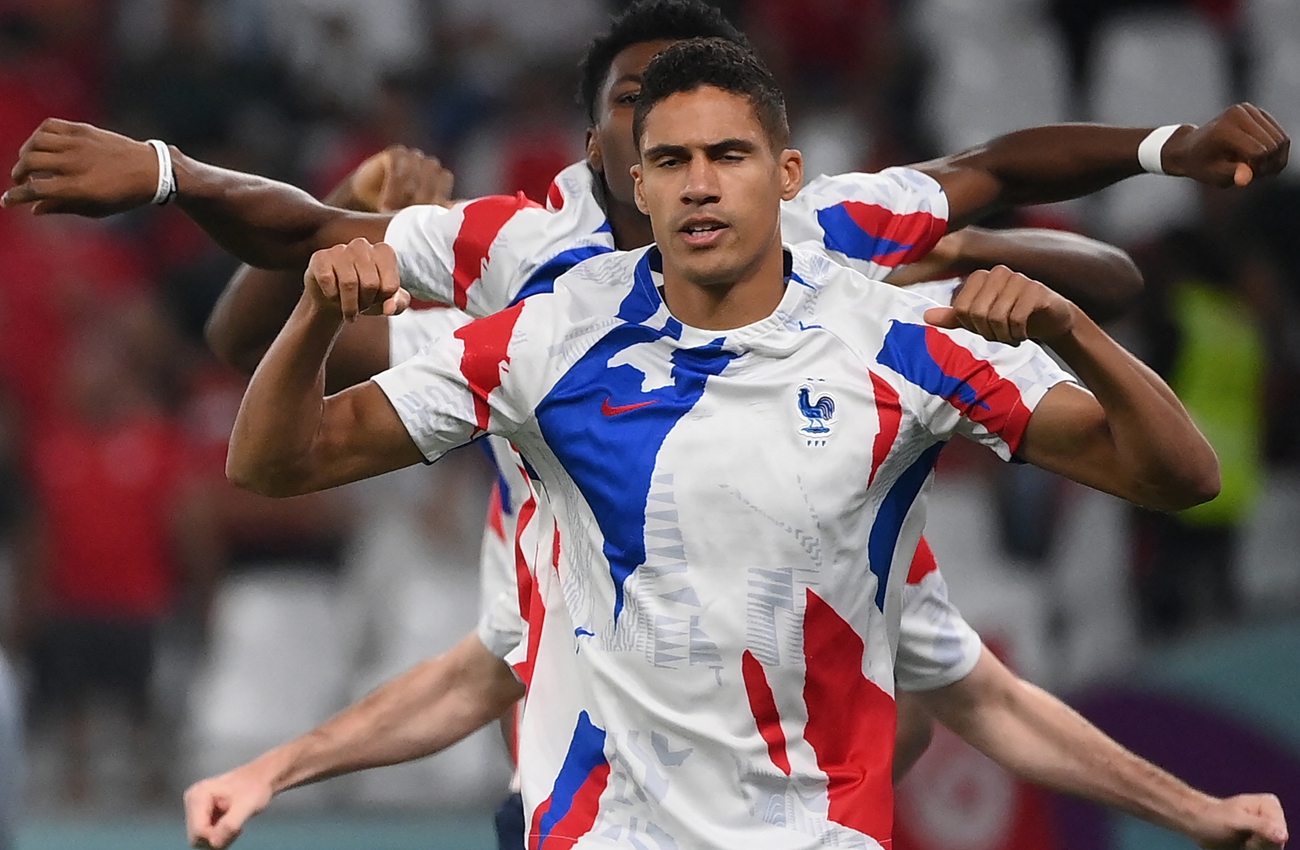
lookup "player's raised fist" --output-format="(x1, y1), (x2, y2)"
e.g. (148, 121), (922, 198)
(340, 145), (455, 213)
(923, 265), (1076, 345)
(3, 118), (161, 216)
(304, 238), (408, 322)
(1189, 792), (1288, 850)
(182, 768), (274, 849)
(1163, 103), (1290, 187)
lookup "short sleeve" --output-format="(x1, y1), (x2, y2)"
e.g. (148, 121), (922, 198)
(894, 540), (983, 692)
(876, 319), (1076, 460)
(384, 193), (544, 316)
(372, 299), (537, 462)
(387, 306), (475, 367)
(781, 167), (949, 279)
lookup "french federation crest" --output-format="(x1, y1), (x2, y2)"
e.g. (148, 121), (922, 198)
(797, 382), (835, 445)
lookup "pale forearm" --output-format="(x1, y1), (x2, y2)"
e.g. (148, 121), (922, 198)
(1047, 311), (1219, 508)
(935, 666), (1213, 834)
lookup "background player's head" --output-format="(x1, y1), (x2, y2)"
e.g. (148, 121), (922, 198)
(579, 0), (750, 208)
(630, 38), (802, 289)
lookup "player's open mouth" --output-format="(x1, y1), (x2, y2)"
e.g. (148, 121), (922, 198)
(678, 217), (729, 247)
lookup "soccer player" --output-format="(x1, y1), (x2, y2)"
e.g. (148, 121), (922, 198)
(209, 38), (1282, 850)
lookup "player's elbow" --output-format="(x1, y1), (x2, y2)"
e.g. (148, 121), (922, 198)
(1094, 250), (1144, 321)
(203, 311), (263, 377)
(1144, 448), (1221, 512)
(225, 449), (312, 498)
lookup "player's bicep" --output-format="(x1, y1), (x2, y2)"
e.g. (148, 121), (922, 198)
(1015, 382), (1127, 496)
(308, 380), (427, 490)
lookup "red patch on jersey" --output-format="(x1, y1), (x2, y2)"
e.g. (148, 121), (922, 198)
(453, 301), (525, 432)
(907, 537), (938, 585)
(742, 650), (792, 775)
(844, 202), (946, 266)
(451, 193), (540, 309)
(487, 481), (506, 540)
(546, 178), (565, 211)
(803, 589), (896, 842)
(869, 371), (901, 486)
(922, 328), (1034, 453)
(513, 481), (538, 623)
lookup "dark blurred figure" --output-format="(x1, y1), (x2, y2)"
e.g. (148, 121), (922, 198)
(1131, 188), (1270, 639)
(11, 302), (218, 804)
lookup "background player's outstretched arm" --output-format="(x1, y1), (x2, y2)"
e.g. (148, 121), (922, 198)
(886, 227), (1142, 322)
(183, 633), (523, 850)
(924, 266), (1218, 511)
(912, 103), (1289, 229)
(205, 147), (453, 388)
(914, 648), (1288, 850)
(3, 118), (388, 268)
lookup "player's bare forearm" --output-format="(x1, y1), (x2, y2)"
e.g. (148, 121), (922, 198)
(184, 635), (521, 849)
(261, 634), (521, 792)
(888, 227), (1142, 321)
(918, 105), (1289, 228)
(917, 651), (1288, 849)
(1023, 311), (1219, 510)
(174, 150), (389, 268)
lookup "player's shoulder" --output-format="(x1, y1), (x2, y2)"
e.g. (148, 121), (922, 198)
(790, 244), (943, 325)
(785, 165), (945, 212)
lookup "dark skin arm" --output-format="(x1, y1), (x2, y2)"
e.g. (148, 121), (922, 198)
(205, 146), (453, 391)
(3, 118), (389, 267)
(916, 103), (1289, 229)
(885, 226), (1143, 322)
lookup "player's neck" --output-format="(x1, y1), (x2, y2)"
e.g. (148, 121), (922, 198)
(659, 239), (788, 331)
(607, 198), (656, 251)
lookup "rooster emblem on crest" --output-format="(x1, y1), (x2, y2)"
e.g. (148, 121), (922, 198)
(797, 384), (835, 436)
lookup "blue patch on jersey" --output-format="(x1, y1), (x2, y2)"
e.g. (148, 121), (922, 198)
(535, 710), (607, 845)
(509, 244), (614, 306)
(816, 203), (912, 263)
(536, 253), (735, 622)
(877, 320), (989, 410)
(867, 441), (944, 612)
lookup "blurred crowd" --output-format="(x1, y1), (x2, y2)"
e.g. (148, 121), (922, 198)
(0, 0), (1297, 821)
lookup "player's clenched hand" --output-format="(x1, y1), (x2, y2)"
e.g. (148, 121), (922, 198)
(3, 118), (161, 216)
(305, 238), (409, 322)
(1189, 793), (1288, 850)
(337, 145), (456, 213)
(182, 767), (275, 849)
(1163, 103), (1290, 187)
(922, 265), (1076, 345)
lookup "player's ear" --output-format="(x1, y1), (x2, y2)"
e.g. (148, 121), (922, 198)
(586, 129), (604, 175)
(632, 163), (649, 215)
(778, 148), (803, 201)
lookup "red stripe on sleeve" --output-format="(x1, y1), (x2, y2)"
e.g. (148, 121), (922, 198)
(844, 202), (947, 266)
(452, 301), (525, 433)
(923, 327), (1035, 453)
(451, 193), (540, 309)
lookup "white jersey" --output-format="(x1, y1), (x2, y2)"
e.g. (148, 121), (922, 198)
(375, 245), (1073, 849)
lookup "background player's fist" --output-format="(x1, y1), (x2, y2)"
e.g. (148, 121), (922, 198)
(182, 767), (275, 849)
(304, 238), (408, 322)
(923, 265), (1076, 345)
(3, 118), (159, 216)
(331, 145), (455, 213)
(1162, 103), (1290, 187)
(1189, 792), (1288, 850)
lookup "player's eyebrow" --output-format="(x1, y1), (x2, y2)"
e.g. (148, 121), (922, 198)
(705, 138), (758, 158)
(642, 143), (691, 162)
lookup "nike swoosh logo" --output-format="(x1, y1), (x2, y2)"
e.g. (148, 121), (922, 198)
(601, 397), (659, 416)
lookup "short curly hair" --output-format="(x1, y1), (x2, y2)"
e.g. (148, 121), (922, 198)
(632, 37), (789, 151)
(578, 0), (749, 123)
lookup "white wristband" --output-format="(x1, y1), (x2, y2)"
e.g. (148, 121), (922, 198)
(146, 139), (176, 205)
(1137, 124), (1183, 176)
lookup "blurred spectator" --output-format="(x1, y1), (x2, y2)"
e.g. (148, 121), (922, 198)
(12, 302), (218, 803)
(1131, 192), (1268, 638)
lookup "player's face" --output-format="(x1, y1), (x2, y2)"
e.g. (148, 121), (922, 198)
(588, 39), (677, 207)
(632, 86), (802, 289)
